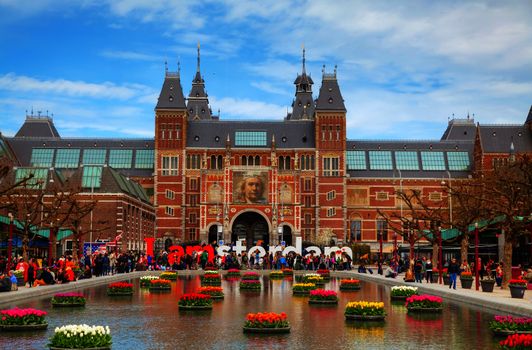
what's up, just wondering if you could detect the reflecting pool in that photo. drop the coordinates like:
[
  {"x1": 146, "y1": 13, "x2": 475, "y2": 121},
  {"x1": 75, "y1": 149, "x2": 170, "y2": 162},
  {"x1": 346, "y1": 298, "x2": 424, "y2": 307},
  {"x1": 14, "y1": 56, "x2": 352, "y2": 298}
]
[{"x1": 0, "y1": 275, "x2": 501, "y2": 349}]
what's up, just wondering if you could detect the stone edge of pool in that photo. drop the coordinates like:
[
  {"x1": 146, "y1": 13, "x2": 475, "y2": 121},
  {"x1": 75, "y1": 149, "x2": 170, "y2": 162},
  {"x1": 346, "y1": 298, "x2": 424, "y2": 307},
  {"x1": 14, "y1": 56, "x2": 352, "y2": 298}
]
[{"x1": 1, "y1": 270, "x2": 530, "y2": 317}]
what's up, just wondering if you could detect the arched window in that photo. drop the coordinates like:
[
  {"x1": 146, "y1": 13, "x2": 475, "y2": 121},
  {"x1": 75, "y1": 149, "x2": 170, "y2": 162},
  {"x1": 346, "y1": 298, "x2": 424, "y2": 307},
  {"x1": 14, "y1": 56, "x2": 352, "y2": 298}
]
[
  {"x1": 285, "y1": 156, "x2": 291, "y2": 170},
  {"x1": 210, "y1": 155, "x2": 216, "y2": 169},
  {"x1": 242, "y1": 156, "x2": 247, "y2": 166},
  {"x1": 217, "y1": 155, "x2": 223, "y2": 169},
  {"x1": 255, "y1": 155, "x2": 260, "y2": 165},
  {"x1": 300, "y1": 155, "x2": 306, "y2": 170},
  {"x1": 278, "y1": 156, "x2": 284, "y2": 170},
  {"x1": 349, "y1": 215, "x2": 362, "y2": 242},
  {"x1": 248, "y1": 155, "x2": 253, "y2": 165}
]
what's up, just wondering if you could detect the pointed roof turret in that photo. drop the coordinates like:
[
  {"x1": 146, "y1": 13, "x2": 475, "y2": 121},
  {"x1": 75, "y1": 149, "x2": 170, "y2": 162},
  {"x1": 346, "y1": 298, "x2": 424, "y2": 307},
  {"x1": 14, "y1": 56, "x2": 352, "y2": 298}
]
[
  {"x1": 526, "y1": 104, "x2": 532, "y2": 125},
  {"x1": 15, "y1": 112, "x2": 60, "y2": 138},
  {"x1": 287, "y1": 46, "x2": 315, "y2": 120},
  {"x1": 155, "y1": 61, "x2": 186, "y2": 110},
  {"x1": 315, "y1": 65, "x2": 346, "y2": 111},
  {"x1": 187, "y1": 43, "x2": 212, "y2": 120}
]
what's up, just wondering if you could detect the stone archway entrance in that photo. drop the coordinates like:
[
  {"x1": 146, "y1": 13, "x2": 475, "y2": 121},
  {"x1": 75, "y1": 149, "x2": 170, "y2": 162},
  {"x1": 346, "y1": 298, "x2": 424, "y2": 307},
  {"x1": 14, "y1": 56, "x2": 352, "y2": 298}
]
[
  {"x1": 279, "y1": 225, "x2": 293, "y2": 246},
  {"x1": 208, "y1": 224, "x2": 222, "y2": 244},
  {"x1": 231, "y1": 211, "x2": 270, "y2": 248}
]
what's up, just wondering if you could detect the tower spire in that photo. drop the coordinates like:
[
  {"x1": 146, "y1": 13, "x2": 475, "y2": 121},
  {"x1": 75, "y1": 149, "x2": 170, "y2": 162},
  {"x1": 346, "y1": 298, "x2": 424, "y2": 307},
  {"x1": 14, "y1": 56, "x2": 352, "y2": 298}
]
[
  {"x1": 197, "y1": 41, "x2": 201, "y2": 73},
  {"x1": 177, "y1": 60, "x2": 181, "y2": 78},
  {"x1": 302, "y1": 44, "x2": 306, "y2": 75}
]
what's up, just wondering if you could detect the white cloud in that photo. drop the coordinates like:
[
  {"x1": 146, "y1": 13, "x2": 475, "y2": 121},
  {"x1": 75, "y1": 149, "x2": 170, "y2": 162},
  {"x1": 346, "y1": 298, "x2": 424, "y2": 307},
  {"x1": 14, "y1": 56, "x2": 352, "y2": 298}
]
[
  {"x1": 100, "y1": 50, "x2": 161, "y2": 61},
  {"x1": 250, "y1": 81, "x2": 289, "y2": 96},
  {"x1": 210, "y1": 96, "x2": 286, "y2": 120},
  {"x1": 0, "y1": 73, "x2": 157, "y2": 101}
]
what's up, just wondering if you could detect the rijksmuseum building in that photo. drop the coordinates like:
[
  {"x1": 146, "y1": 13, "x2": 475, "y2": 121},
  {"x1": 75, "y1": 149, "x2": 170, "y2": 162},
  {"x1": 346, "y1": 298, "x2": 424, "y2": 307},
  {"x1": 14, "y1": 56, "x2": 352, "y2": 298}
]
[{"x1": 1, "y1": 48, "x2": 531, "y2": 254}]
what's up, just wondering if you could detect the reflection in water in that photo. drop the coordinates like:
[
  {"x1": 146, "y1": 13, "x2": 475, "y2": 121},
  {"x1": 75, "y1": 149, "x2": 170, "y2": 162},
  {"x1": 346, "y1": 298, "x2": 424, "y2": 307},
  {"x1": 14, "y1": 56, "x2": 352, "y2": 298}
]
[{"x1": 0, "y1": 275, "x2": 500, "y2": 349}]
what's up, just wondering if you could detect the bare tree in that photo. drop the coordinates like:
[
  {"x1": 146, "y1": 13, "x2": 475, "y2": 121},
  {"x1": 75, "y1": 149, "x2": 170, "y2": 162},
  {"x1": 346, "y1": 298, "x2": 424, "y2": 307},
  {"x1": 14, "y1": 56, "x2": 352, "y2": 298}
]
[{"x1": 481, "y1": 155, "x2": 532, "y2": 288}]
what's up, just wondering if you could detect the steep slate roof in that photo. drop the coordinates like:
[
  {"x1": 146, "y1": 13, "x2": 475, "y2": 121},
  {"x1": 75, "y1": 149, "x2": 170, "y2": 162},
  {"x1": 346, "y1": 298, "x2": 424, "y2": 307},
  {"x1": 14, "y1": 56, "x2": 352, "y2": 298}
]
[
  {"x1": 526, "y1": 105, "x2": 532, "y2": 125},
  {"x1": 440, "y1": 117, "x2": 476, "y2": 141},
  {"x1": 15, "y1": 116, "x2": 60, "y2": 138},
  {"x1": 186, "y1": 45, "x2": 212, "y2": 120},
  {"x1": 69, "y1": 166, "x2": 151, "y2": 203},
  {"x1": 345, "y1": 139, "x2": 473, "y2": 179},
  {"x1": 186, "y1": 120, "x2": 315, "y2": 149},
  {"x1": 478, "y1": 125, "x2": 532, "y2": 153},
  {"x1": 287, "y1": 49, "x2": 315, "y2": 121},
  {"x1": 5, "y1": 137, "x2": 154, "y2": 177},
  {"x1": 155, "y1": 69, "x2": 186, "y2": 110},
  {"x1": 315, "y1": 67, "x2": 346, "y2": 111}
]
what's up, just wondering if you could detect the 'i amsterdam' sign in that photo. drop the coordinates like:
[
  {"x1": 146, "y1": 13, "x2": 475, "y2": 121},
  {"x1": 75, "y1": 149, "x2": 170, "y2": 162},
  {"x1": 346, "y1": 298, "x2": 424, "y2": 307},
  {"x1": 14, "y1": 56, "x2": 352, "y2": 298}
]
[{"x1": 167, "y1": 237, "x2": 352, "y2": 265}]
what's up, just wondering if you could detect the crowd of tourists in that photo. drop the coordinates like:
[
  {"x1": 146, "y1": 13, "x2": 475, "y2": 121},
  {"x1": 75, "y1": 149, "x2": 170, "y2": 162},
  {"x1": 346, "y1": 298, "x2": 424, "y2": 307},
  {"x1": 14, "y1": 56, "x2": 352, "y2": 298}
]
[{"x1": 2, "y1": 246, "x2": 531, "y2": 293}]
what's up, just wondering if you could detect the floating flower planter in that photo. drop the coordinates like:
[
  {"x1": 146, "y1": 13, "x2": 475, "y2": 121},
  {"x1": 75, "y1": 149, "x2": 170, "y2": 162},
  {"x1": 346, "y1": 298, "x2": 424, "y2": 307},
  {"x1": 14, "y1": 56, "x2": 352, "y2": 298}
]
[
  {"x1": 241, "y1": 272, "x2": 260, "y2": 281},
  {"x1": 226, "y1": 269, "x2": 241, "y2": 277},
  {"x1": 405, "y1": 295, "x2": 443, "y2": 313},
  {"x1": 178, "y1": 293, "x2": 213, "y2": 310},
  {"x1": 390, "y1": 286, "x2": 418, "y2": 300},
  {"x1": 240, "y1": 280, "x2": 261, "y2": 290},
  {"x1": 107, "y1": 282, "x2": 133, "y2": 296},
  {"x1": 292, "y1": 283, "x2": 317, "y2": 295},
  {"x1": 140, "y1": 276, "x2": 160, "y2": 287},
  {"x1": 270, "y1": 271, "x2": 284, "y2": 279},
  {"x1": 302, "y1": 274, "x2": 325, "y2": 285},
  {"x1": 282, "y1": 268, "x2": 293, "y2": 276},
  {"x1": 316, "y1": 269, "x2": 331, "y2": 279},
  {"x1": 243, "y1": 312, "x2": 290, "y2": 334},
  {"x1": 51, "y1": 293, "x2": 87, "y2": 307},
  {"x1": 345, "y1": 301, "x2": 386, "y2": 321},
  {"x1": 308, "y1": 289, "x2": 338, "y2": 305},
  {"x1": 0, "y1": 308, "x2": 48, "y2": 331},
  {"x1": 197, "y1": 286, "x2": 224, "y2": 300},
  {"x1": 201, "y1": 272, "x2": 222, "y2": 286},
  {"x1": 48, "y1": 324, "x2": 112, "y2": 350},
  {"x1": 339, "y1": 279, "x2": 361, "y2": 291},
  {"x1": 160, "y1": 272, "x2": 178, "y2": 281},
  {"x1": 489, "y1": 315, "x2": 532, "y2": 336},
  {"x1": 499, "y1": 333, "x2": 532, "y2": 349},
  {"x1": 149, "y1": 279, "x2": 172, "y2": 291}
]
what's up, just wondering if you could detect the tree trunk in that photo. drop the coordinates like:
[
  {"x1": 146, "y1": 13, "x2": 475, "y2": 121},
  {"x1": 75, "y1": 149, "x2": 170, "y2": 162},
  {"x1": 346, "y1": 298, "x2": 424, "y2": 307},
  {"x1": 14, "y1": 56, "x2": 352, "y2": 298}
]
[
  {"x1": 72, "y1": 238, "x2": 79, "y2": 265},
  {"x1": 432, "y1": 244, "x2": 439, "y2": 268},
  {"x1": 460, "y1": 233, "x2": 469, "y2": 264},
  {"x1": 22, "y1": 232, "x2": 29, "y2": 262},
  {"x1": 502, "y1": 236, "x2": 513, "y2": 290}
]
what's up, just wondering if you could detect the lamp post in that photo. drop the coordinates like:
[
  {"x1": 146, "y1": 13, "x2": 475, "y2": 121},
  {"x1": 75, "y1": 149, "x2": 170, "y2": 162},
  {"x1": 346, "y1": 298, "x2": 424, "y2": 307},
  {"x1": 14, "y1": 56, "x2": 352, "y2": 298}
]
[
  {"x1": 438, "y1": 226, "x2": 443, "y2": 285},
  {"x1": 441, "y1": 171, "x2": 453, "y2": 227},
  {"x1": 379, "y1": 231, "x2": 383, "y2": 266},
  {"x1": 409, "y1": 224, "x2": 414, "y2": 260},
  {"x1": 48, "y1": 222, "x2": 54, "y2": 267},
  {"x1": 393, "y1": 232, "x2": 398, "y2": 265},
  {"x1": 475, "y1": 222, "x2": 479, "y2": 291},
  {"x1": 7, "y1": 212, "x2": 14, "y2": 273}
]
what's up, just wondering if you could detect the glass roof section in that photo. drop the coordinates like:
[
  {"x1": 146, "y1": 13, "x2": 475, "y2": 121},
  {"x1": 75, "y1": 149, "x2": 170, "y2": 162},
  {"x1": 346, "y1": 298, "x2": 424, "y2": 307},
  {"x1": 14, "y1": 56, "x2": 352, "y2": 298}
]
[{"x1": 346, "y1": 150, "x2": 366, "y2": 170}]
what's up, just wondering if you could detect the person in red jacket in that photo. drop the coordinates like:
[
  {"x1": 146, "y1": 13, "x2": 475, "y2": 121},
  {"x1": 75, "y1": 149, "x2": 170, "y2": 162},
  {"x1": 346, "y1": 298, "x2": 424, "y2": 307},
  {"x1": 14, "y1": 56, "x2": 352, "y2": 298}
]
[{"x1": 15, "y1": 258, "x2": 29, "y2": 283}]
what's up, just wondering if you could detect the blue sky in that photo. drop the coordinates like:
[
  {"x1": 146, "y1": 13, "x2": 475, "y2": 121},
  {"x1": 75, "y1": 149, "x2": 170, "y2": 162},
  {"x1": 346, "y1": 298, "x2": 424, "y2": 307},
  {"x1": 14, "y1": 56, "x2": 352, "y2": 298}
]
[{"x1": 0, "y1": 1, "x2": 531, "y2": 140}]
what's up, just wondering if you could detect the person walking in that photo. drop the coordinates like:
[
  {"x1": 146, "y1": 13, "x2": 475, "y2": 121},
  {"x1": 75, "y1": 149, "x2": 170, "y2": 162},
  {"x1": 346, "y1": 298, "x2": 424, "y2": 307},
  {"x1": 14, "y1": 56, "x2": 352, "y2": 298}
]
[
  {"x1": 414, "y1": 260, "x2": 423, "y2": 283},
  {"x1": 425, "y1": 260, "x2": 433, "y2": 283},
  {"x1": 448, "y1": 258, "x2": 460, "y2": 290}
]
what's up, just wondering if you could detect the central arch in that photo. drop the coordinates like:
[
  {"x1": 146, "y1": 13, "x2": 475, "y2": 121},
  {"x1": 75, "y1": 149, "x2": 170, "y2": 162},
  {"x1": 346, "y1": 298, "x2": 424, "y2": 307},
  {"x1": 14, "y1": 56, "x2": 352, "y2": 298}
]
[{"x1": 230, "y1": 210, "x2": 270, "y2": 248}]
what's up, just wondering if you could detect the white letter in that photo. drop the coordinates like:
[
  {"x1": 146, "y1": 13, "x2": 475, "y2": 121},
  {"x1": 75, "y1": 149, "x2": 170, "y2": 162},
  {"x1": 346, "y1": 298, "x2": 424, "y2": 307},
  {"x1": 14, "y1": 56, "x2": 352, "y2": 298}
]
[
  {"x1": 282, "y1": 237, "x2": 302, "y2": 256},
  {"x1": 305, "y1": 246, "x2": 321, "y2": 257},
  {"x1": 248, "y1": 246, "x2": 266, "y2": 258},
  {"x1": 234, "y1": 239, "x2": 246, "y2": 256},
  {"x1": 217, "y1": 245, "x2": 230, "y2": 257}
]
